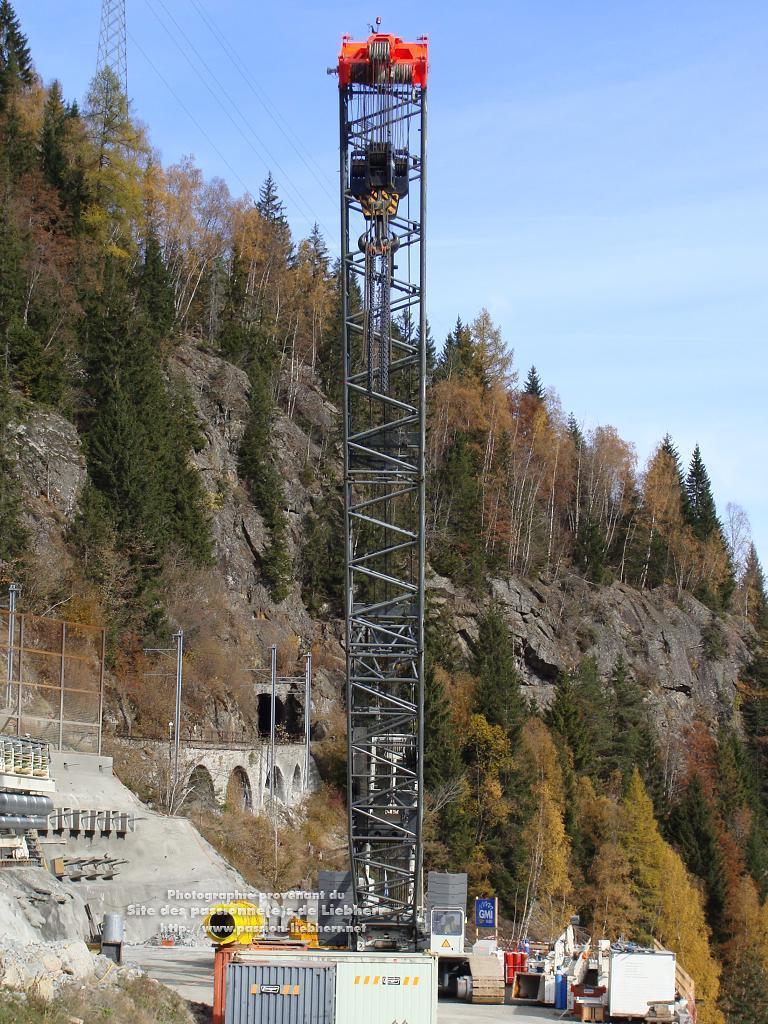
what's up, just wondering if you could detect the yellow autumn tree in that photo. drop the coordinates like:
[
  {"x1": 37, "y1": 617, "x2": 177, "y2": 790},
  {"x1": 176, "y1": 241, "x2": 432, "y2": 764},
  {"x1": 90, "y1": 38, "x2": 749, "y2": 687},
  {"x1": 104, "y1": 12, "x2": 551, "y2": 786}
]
[
  {"x1": 576, "y1": 778, "x2": 640, "y2": 938},
  {"x1": 515, "y1": 720, "x2": 575, "y2": 940},
  {"x1": 621, "y1": 770, "x2": 723, "y2": 1024}
]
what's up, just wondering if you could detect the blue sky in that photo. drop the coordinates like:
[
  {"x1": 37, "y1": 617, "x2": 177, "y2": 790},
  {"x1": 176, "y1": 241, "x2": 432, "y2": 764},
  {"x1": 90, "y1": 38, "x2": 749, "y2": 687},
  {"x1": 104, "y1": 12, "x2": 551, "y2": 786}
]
[{"x1": 16, "y1": 1, "x2": 768, "y2": 564}]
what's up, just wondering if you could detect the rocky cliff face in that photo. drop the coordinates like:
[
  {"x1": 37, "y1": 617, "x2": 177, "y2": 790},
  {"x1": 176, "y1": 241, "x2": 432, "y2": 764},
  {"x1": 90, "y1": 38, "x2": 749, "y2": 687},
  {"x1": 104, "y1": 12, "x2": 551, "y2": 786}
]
[
  {"x1": 10, "y1": 342, "x2": 754, "y2": 743},
  {"x1": 433, "y1": 570, "x2": 751, "y2": 728}
]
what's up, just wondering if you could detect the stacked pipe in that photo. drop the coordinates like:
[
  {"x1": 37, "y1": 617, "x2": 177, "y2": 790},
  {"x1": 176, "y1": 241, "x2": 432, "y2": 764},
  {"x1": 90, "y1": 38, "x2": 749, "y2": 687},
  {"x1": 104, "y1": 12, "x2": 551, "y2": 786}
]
[
  {"x1": 0, "y1": 735, "x2": 53, "y2": 843},
  {"x1": 0, "y1": 792, "x2": 53, "y2": 831}
]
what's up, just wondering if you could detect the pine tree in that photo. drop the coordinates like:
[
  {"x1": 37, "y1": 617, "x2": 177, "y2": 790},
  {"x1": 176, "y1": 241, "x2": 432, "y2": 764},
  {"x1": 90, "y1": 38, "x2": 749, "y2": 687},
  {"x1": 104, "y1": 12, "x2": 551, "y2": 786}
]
[
  {"x1": 421, "y1": 318, "x2": 437, "y2": 383},
  {"x1": 0, "y1": 0, "x2": 34, "y2": 109},
  {"x1": 472, "y1": 605, "x2": 525, "y2": 744},
  {"x1": 668, "y1": 774, "x2": 728, "y2": 941},
  {"x1": 0, "y1": 196, "x2": 24, "y2": 334},
  {"x1": 217, "y1": 245, "x2": 292, "y2": 601},
  {"x1": 523, "y1": 365, "x2": 545, "y2": 399},
  {"x1": 685, "y1": 444, "x2": 720, "y2": 541},
  {"x1": 39, "y1": 84, "x2": 87, "y2": 226}
]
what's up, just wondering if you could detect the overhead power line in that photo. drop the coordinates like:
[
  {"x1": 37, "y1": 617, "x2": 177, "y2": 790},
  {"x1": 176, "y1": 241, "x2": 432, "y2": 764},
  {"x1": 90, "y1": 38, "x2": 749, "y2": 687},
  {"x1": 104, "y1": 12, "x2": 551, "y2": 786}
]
[
  {"x1": 188, "y1": 0, "x2": 337, "y2": 199},
  {"x1": 142, "y1": 0, "x2": 330, "y2": 236},
  {"x1": 128, "y1": 30, "x2": 257, "y2": 201}
]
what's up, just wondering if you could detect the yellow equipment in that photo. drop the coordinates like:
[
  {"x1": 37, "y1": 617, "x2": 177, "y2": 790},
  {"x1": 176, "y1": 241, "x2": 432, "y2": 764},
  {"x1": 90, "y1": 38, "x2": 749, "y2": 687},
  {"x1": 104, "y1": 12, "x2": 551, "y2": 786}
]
[
  {"x1": 288, "y1": 915, "x2": 319, "y2": 947},
  {"x1": 203, "y1": 901, "x2": 265, "y2": 946}
]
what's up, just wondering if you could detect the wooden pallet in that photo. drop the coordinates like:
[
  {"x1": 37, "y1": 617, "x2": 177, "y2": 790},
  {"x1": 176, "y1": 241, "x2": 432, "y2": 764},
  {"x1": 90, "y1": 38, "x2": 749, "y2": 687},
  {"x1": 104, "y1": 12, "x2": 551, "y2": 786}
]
[{"x1": 469, "y1": 954, "x2": 505, "y2": 1004}]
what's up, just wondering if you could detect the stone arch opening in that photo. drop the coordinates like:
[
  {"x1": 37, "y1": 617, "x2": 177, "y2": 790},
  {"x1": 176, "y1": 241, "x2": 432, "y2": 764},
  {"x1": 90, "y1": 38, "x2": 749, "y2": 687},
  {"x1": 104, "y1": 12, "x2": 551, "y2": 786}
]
[
  {"x1": 292, "y1": 763, "x2": 303, "y2": 796},
  {"x1": 285, "y1": 694, "x2": 303, "y2": 736},
  {"x1": 226, "y1": 766, "x2": 253, "y2": 812},
  {"x1": 257, "y1": 693, "x2": 285, "y2": 737},
  {"x1": 266, "y1": 765, "x2": 287, "y2": 803},
  {"x1": 183, "y1": 765, "x2": 216, "y2": 811}
]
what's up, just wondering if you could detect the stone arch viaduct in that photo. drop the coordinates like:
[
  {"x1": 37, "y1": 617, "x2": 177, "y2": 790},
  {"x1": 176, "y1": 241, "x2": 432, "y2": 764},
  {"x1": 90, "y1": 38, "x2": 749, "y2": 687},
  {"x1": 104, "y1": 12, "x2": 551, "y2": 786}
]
[{"x1": 126, "y1": 739, "x2": 317, "y2": 812}]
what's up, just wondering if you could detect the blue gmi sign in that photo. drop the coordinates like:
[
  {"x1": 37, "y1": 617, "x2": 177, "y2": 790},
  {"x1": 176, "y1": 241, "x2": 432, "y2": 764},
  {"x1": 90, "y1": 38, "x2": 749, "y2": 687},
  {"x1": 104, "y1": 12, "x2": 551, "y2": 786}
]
[{"x1": 474, "y1": 897, "x2": 497, "y2": 929}]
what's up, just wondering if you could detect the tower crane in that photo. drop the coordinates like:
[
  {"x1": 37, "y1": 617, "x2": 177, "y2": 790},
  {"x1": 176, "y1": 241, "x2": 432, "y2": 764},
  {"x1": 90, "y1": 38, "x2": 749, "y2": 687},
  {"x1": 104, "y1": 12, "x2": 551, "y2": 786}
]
[{"x1": 336, "y1": 29, "x2": 429, "y2": 951}]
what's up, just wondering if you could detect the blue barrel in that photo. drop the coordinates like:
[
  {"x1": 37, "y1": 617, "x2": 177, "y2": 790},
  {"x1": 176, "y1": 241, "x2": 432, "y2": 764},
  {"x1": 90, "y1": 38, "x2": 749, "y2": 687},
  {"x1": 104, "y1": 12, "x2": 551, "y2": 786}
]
[{"x1": 555, "y1": 971, "x2": 568, "y2": 1010}]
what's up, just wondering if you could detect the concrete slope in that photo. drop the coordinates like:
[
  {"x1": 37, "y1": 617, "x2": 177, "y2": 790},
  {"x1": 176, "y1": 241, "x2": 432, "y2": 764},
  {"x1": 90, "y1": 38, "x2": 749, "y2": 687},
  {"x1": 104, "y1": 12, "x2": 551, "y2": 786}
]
[{"x1": 40, "y1": 752, "x2": 251, "y2": 943}]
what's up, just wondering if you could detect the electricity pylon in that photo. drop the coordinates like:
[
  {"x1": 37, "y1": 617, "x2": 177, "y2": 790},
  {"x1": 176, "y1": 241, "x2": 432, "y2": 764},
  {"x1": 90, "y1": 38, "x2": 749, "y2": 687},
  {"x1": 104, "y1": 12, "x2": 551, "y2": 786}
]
[{"x1": 96, "y1": 0, "x2": 127, "y2": 93}]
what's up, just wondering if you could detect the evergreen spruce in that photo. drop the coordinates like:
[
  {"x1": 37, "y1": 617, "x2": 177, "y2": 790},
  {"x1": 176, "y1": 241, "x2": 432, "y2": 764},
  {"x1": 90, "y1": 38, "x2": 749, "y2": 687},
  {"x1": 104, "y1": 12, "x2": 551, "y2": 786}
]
[
  {"x1": 567, "y1": 413, "x2": 584, "y2": 450},
  {"x1": 660, "y1": 433, "x2": 692, "y2": 520},
  {"x1": 523, "y1": 364, "x2": 545, "y2": 399},
  {"x1": 423, "y1": 660, "x2": 462, "y2": 791},
  {"x1": 547, "y1": 658, "x2": 620, "y2": 783},
  {"x1": 742, "y1": 543, "x2": 768, "y2": 630},
  {"x1": 5, "y1": 319, "x2": 64, "y2": 405},
  {"x1": 719, "y1": 948, "x2": 768, "y2": 1024},
  {"x1": 257, "y1": 171, "x2": 287, "y2": 224},
  {"x1": 742, "y1": 645, "x2": 768, "y2": 813},
  {"x1": 435, "y1": 317, "x2": 477, "y2": 382},
  {"x1": 40, "y1": 80, "x2": 68, "y2": 189},
  {"x1": 0, "y1": 0, "x2": 33, "y2": 108},
  {"x1": 431, "y1": 434, "x2": 485, "y2": 585},
  {"x1": 238, "y1": 372, "x2": 291, "y2": 602},
  {"x1": 668, "y1": 774, "x2": 728, "y2": 940},
  {"x1": 217, "y1": 244, "x2": 292, "y2": 602},
  {"x1": 472, "y1": 605, "x2": 525, "y2": 744},
  {"x1": 425, "y1": 600, "x2": 461, "y2": 672},
  {"x1": 138, "y1": 226, "x2": 175, "y2": 341},
  {"x1": 82, "y1": 261, "x2": 212, "y2": 580},
  {"x1": 607, "y1": 656, "x2": 658, "y2": 788},
  {"x1": 306, "y1": 222, "x2": 328, "y2": 267},
  {"x1": 685, "y1": 444, "x2": 720, "y2": 541},
  {"x1": 574, "y1": 511, "x2": 607, "y2": 583},
  {"x1": 300, "y1": 498, "x2": 344, "y2": 616}
]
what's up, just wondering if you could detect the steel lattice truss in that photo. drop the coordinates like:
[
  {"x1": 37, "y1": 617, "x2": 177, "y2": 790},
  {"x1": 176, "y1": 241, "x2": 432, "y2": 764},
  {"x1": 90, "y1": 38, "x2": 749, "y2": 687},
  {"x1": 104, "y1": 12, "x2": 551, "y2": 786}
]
[
  {"x1": 339, "y1": 76, "x2": 427, "y2": 948},
  {"x1": 97, "y1": 0, "x2": 127, "y2": 94}
]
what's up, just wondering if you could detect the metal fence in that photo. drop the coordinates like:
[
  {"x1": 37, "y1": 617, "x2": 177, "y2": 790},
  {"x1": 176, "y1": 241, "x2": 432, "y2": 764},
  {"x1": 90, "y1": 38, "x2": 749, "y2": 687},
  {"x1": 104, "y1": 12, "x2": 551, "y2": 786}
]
[{"x1": 0, "y1": 608, "x2": 106, "y2": 753}]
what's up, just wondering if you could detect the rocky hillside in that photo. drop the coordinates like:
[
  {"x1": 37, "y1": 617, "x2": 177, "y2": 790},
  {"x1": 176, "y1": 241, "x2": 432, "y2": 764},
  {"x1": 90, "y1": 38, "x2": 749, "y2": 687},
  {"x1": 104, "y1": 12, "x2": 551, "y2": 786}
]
[{"x1": 11, "y1": 338, "x2": 754, "y2": 743}]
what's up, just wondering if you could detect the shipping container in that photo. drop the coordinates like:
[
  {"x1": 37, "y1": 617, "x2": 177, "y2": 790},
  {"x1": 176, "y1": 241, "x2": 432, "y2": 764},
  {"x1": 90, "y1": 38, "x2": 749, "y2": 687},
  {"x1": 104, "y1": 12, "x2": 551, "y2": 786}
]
[
  {"x1": 608, "y1": 949, "x2": 675, "y2": 1018},
  {"x1": 222, "y1": 948, "x2": 438, "y2": 1024},
  {"x1": 225, "y1": 960, "x2": 335, "y2": 1024}
]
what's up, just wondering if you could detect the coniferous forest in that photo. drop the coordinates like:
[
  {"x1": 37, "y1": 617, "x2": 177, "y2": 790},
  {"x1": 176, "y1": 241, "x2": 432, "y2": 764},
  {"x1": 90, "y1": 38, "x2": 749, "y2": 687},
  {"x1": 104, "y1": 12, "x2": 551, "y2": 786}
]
[{"x1": 2, "y1": 6, "x2": 768, "y2": 1020}]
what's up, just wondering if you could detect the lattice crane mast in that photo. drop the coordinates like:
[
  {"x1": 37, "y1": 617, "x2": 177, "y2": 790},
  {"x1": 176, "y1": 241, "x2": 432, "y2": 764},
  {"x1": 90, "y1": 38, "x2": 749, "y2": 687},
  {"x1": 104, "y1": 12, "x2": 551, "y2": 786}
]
[{"x1": 336, "y1": 30, "x2": 429, "y2": 950}]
